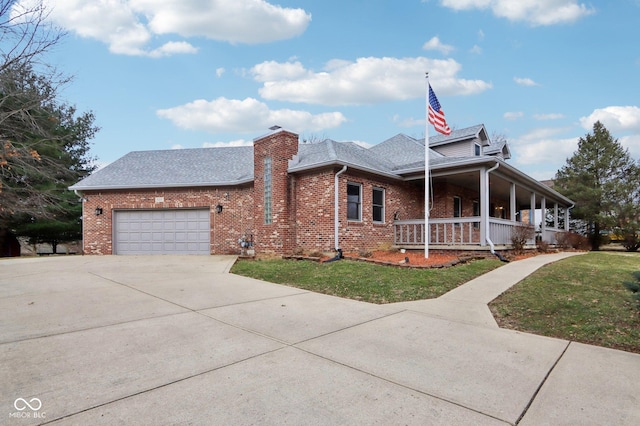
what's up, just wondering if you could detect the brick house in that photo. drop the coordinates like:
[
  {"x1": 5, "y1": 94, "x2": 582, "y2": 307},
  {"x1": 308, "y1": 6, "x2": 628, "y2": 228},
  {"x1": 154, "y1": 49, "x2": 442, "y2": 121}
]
[{"x1": 70, "y1": 124, "x2": 574, "y2": 256}]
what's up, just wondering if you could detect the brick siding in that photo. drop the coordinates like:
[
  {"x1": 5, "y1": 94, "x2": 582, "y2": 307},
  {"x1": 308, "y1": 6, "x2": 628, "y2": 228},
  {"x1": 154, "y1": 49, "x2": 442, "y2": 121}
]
[{"x1": 81, "y1": 186, "x2": 253, "y2": 255}]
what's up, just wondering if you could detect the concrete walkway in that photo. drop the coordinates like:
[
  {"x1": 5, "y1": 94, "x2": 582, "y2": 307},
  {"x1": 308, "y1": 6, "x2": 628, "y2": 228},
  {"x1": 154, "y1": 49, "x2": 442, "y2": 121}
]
[
  {"x1": 392, "y1": 252, "x2": 584, "y2": 327},
  {"x1": 1, "y1": 253, "x2": 638, "y2": 425}
]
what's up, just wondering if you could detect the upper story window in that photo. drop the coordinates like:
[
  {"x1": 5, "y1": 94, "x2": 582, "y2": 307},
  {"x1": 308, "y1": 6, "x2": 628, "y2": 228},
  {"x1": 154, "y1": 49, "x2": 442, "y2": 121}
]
[
  {"x1": 474, "y1": 144, "x2": 481, "y2": 156},
  {"x1": 372, "y1": 187, "x2": 385, "y2": 223},
  {"x1": 264, "y1": 157, "x2": 272, "y2": 224},
  {"x1": 347, "y1": 182, "x2": 362, "y2": 221}
]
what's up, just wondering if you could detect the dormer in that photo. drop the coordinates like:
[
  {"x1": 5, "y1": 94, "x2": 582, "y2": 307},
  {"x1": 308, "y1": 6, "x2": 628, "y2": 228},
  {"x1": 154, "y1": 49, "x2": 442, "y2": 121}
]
[{"x1": 429, "y1": 124, "x2": 491, "y2": 158}]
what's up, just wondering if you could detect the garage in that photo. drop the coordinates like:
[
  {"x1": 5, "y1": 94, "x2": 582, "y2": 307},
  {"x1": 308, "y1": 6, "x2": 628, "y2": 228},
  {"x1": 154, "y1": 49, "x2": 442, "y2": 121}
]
[{"x1": 113, "y1": 209, "x2": 211, "y2": 255}]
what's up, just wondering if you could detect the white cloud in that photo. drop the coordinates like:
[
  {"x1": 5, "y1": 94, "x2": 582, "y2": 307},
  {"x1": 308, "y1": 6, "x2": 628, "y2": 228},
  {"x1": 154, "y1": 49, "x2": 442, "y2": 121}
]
[
  {"x1": 469, "y1": 45, "x2": 483, "y2": 54},
  {"x1": 514, "y1": 77, "x2": 540, "y2": 87},
  {"x1": 156, "y1": 97, "x2": 347, "y2": 133},
  {"x1": 533, "y1": 113, "x2": 564, "y2": 120},
  {"x1": 28, "y1": 0, "x2": 311, "y2": 56},
  {"x1": 148, "y1": 41, "x2": 199, "y2": 58},
  {"x1": 202, "y1": 139, "x2": 252, "y2": 148},
  {"x1": 251, "y1": 57, "x2": 492, "y2": 106},
  {"x1": 422, "y1": 36, "x2": 455, "y2": 55},
  {"x1": 250, "y1": 61, "x2": 311, "y2": 82},
  {"x1": 619, "y1": 134, "x2": 640, "y2": 160},
  {"x1": 135, "y1": 0, "x2": 311, "y2": 43},
  {"x1": 216, "y1": 68, "x2": 225, "y2": 77},
  {"x1": 514, "y1": 137, "x2": 578, "y2": 166},
  {"x1": 440, "y1": 0, "x2": 595, "y2": 26},
  {"x1": 509, "y1": 126, "x2": 579, "y2": 177},
  {"x1": 579, "y1": 106, "x2": 640, "y2": 133},
  {"x1": 393, "y1": 114, "x2": 425, "y2": 128},
  {"x1": 504, "y1": 111, "x2": 524, "y2": 120}
]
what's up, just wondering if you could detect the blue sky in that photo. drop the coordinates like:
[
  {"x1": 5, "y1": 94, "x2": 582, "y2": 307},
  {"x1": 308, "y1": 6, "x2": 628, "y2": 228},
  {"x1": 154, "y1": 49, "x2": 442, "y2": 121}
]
[{"x1": 18, "y1": 0, "x2": 640, "y2": 180}]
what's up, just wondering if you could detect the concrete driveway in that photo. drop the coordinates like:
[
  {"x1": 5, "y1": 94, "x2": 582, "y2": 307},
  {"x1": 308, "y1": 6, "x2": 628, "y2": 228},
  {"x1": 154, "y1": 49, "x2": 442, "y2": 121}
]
[{"x1": 1, "y1": 255, "x2": 638, "y2": 425}]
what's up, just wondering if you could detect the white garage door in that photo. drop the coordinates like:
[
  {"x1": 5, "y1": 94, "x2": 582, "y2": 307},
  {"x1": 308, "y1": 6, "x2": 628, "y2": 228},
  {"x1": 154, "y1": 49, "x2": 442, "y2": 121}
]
[{"x1": 114, "y1": 209, "x2": 210, "y2": 255}]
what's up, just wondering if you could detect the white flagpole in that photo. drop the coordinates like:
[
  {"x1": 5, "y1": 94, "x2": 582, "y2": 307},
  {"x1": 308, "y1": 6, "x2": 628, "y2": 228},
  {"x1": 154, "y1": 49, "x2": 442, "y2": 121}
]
[{"x1": 424, "y1": 72, "x2": 430, "y2": 259}]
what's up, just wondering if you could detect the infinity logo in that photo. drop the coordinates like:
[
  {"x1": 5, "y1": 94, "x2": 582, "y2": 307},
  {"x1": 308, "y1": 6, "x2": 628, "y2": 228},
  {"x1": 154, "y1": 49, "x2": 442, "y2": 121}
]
[{"x1": 14, "y1": 398, "x2": 42, "y2": 411}]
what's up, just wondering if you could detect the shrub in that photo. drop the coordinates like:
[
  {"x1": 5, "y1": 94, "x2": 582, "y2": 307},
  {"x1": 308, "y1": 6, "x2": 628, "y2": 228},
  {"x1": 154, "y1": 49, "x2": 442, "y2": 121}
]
[
  {"x1": 536, "y1": 240, "x2": 551, "y2": 253},
  {"x1": 511, "y1": 224, "x2": 535, "y2": 254},
  {"x1": 556, "y1": 231, "x2": 590, "y2": 250},
  {"x1": 620, "y1": 226, "x2": 640, "y2": 252},
  {"x1": 623, "y1": 271, "x2": 640, "y2": 308}
]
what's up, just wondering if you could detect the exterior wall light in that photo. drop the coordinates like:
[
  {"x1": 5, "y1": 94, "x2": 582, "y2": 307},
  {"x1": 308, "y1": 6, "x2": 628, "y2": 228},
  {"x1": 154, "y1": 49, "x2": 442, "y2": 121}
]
[
  {"x1": 95, "y1": 207, "x2": 103, "y2": 216},
  {"x1": 215, "y1": 204, "x2": 223, "y2": 214}
]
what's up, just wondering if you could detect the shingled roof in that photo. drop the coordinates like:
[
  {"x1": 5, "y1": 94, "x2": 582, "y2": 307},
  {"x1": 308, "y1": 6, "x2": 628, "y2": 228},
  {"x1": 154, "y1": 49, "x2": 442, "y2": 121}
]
[
  {"x1": 70, "y1": 124, "x2": 509, "y2": 191},
  {"x1": 70, "y1": 147, "x2": 254, "y2": 190}
]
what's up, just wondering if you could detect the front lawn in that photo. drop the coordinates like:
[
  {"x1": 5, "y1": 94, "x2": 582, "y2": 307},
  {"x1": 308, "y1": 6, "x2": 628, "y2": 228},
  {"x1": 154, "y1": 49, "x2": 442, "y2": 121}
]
[
  {"x1": 231, "y1": 257, "x2": 503, "y2": 304},
  {"x1": 490, "y1": 252, "x2": 640, "y2": 354}
]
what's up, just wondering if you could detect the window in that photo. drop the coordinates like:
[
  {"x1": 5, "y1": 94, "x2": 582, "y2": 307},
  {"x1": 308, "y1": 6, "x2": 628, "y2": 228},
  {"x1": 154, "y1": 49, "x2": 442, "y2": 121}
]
[
  {"x1": 372, "y1": 187, "x2": 385, "y2": 223},
  {"x1": 453, "y1": 196, "x2": 461, "y2": 218},
  {"x1": 347, "y1": 183, "x2": 362, "y2": 221},
  {"x1": 474, "y1": 144, "x2": 481, "y2": 156},
  {"x1": 264, "y1": 157, "x2": 272, "y2": 224}
]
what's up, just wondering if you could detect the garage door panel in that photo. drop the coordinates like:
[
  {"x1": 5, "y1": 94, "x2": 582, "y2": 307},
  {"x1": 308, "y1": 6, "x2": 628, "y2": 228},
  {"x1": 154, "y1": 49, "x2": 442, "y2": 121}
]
[{"x1": 114, "y1": 209, "x2": 210, "y2": 255}]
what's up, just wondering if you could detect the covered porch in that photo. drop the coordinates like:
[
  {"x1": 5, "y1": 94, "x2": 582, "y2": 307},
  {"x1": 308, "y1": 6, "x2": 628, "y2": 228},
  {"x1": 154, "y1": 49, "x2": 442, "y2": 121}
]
[{"x1": 393, "y1": 160, "x2": 573, "y2": 250}]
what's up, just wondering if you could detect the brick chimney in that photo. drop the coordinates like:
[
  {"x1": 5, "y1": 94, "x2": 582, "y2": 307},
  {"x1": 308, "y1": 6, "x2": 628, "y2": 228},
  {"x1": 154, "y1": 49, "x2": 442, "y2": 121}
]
[{"x1": 253, "y1": 127, "x2": 299, "y2": 255}]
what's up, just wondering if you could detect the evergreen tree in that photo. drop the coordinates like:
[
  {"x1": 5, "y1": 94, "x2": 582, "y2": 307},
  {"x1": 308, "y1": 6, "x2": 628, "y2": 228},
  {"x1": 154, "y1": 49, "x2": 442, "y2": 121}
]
[
  {"x1": 555, "y1": 121, "x2": 640, "y2": 250},
  {"x1": 0, "y1": 1, "x2": 98, "y2": 253}
]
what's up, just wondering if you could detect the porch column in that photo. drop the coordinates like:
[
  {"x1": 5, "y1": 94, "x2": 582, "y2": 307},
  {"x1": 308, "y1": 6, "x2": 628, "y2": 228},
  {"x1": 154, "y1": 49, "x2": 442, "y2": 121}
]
[
  {"x1": 510, "y1": 182, "x2": 516, "y2": 221},
  {"x1": 554, "y1": 203, "x2": 559, "y2": 229},
  {"x1": 565, "y1": 207, "x2": 571, "y2": 231},
  {"x1": 529, "y1": 192, "x2": 536, "y2": 226},
  {"x1": 541, "y1": 197, "x2": 547, "y2": 241},
  {"x1": 480, "y1": 168, "x2": 487, "y2": 246}
]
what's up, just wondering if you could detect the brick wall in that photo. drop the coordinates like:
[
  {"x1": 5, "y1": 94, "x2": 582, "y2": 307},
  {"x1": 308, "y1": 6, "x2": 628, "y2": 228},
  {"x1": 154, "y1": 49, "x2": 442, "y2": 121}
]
[
  {"x1": 253, "y1": 129, "x2": 299, "y2": 255},
  {"x1": 292, "y1": 168, "x2": 424, "y2": 254},
  {"x1": 81, "y1": 185, "x2": 253, "y2": 255}
]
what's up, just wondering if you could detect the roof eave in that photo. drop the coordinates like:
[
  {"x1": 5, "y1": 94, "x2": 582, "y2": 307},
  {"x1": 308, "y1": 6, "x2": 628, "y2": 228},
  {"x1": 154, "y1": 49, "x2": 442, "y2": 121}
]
[
  {"x1": 396, "y1": 157, "x2": 574, "y2": 205},
  {"x1": 69, "y1": 177, "x2": 254, "y2": 192},
  {"x1": 288, "y1": 160, "x2": 402, "y2": 180}
]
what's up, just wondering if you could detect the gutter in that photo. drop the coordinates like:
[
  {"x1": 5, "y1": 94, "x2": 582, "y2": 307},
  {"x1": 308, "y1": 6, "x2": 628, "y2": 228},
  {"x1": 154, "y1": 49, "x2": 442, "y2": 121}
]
[{"x1": 334, "y1": 165, "x2": 347, "y2": 250}]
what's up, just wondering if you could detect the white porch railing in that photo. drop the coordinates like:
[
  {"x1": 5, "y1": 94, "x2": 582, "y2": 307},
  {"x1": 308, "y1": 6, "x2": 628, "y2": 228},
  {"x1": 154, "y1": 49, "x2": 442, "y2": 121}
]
[
  {"x1": 541, "y1": 227, "x2": 563, "y2": 244},
  {"x1": 394, "y1": 218, "x2": 482, "y2": 246},
  {"x1": 394, "y1": 218, "x2": 540, "y2": 247}
]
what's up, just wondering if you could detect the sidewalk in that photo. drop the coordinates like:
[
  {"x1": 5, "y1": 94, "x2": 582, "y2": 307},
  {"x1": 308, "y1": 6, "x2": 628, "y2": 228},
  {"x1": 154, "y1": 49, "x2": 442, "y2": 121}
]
[{"x1": 391, "y1": 251, "x2": 584, "y2": 327}]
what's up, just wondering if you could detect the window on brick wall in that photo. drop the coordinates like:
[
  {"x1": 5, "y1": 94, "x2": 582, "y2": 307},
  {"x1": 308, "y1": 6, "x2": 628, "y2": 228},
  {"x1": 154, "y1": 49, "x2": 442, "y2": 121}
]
[
  {"x1": 347, "y1": 182, "x2": 362, "y2": 221},
  {"x1": 264, "y1": 157, "x2": 272, "y2": 224},
  {"x1": 372, "y1": 187, "x2": 384, "y2": 223},
  {"x1": 453, "y1": 196, "x2": 461, "y2": 218}
]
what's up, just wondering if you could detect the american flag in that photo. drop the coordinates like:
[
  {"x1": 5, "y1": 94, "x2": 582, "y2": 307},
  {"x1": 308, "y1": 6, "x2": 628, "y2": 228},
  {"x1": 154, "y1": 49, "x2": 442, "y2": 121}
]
[{"x1": 428, "y1": 84, "x2": 451, "y2": 135}]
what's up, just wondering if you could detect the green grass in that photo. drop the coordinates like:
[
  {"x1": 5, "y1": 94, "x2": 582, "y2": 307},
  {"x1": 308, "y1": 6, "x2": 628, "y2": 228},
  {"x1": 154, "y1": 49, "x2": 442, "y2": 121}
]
[
  {"x1": 231, "y1": 258, "x2": 503, "y2": 304},
  {"x1": 490, "y1": 252, "x2": 640, "y2": 354}
]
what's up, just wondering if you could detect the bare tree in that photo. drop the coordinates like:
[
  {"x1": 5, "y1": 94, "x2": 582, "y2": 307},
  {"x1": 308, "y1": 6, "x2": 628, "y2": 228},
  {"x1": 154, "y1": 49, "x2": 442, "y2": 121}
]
[
  {"x1": 0, "y1": 0, "x2": 65, "y2": 74},
  {"x1": 0, "y1": 1, "x2": 97, "y2": 251}
]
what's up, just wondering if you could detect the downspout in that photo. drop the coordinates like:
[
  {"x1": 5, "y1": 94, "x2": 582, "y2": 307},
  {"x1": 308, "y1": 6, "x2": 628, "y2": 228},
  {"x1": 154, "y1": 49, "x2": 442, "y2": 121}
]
[
  {"x1": 334, "y1": 166, "x2": 347, "y2": 251},
  {"x1": 485, "y1": 162, "x2": 506, "y2": 261},
  {"x1": 74, "y1": 190, "x2": 85, "y2": 255}
]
